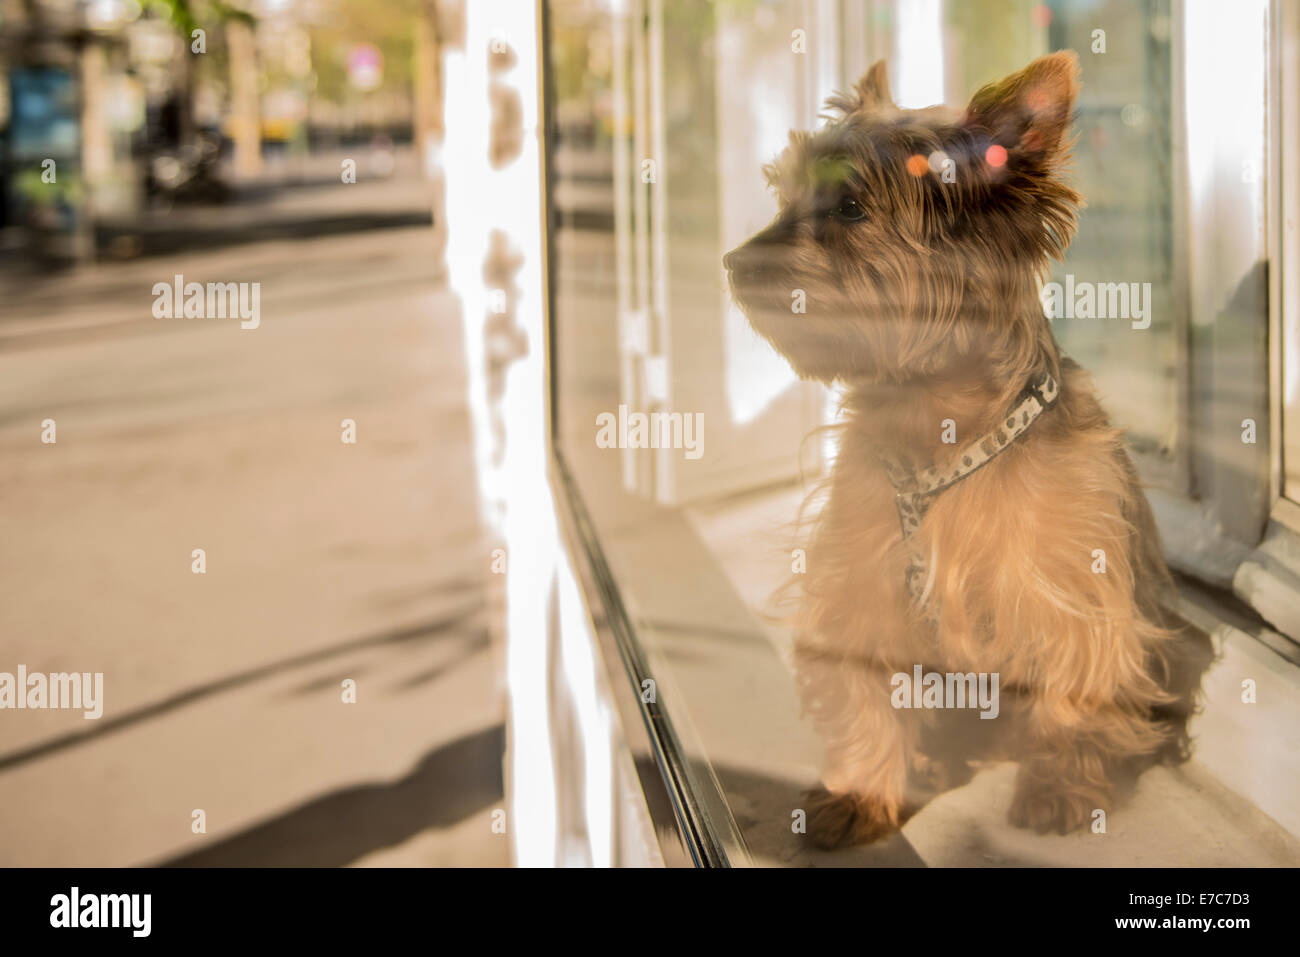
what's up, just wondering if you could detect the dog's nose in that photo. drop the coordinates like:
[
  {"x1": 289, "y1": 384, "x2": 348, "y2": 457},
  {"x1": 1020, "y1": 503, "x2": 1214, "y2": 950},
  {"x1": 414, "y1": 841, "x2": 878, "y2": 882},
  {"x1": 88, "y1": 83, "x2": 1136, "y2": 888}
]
[
  {"x1": 726, "y1": 218, "x2": 794, "y2": 279},
  {"x1": 724, "y1": 243, "x2": 763, "y2": 279}
]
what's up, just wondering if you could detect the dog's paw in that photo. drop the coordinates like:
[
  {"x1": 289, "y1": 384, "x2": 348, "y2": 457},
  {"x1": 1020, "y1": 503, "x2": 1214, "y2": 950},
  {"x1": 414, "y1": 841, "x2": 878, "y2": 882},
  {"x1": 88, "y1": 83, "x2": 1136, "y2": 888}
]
[
  {"x1": 909, "y1": 752, "x2": 973, "y2": 795},
  {"x1": 803, "y1": 786, "x2": 899, "y2": 849},
  {"x1": 1006, "y1": 773, "x2": 1100, "y2": 835},
  {"x1": 909, "y1": 752, "x2": 947, "y2": 791}
]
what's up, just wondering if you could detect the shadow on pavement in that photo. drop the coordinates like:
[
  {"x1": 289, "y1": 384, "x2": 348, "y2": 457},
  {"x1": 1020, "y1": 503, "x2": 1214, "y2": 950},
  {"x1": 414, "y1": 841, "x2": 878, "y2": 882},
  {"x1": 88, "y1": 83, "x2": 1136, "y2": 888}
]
[
  {"x1": 0, "y1": 599, "x2": 485, "y2": 773},
  {"x1": 159, "y1": 724, "x2": 506, "y2": 867}
]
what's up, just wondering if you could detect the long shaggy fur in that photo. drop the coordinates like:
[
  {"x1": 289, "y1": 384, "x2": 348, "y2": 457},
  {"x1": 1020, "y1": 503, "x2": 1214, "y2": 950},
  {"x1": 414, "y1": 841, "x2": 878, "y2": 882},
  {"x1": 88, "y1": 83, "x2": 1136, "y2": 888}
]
[{"x1": 724, "y1": 52, "x2": 1206, "y2": 848}]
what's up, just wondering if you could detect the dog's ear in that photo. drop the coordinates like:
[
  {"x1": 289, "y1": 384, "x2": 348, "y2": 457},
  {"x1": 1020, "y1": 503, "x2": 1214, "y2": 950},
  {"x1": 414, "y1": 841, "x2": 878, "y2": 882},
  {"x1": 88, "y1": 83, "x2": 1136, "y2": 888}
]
[
  {"x1": 827, "y1": 60, "x2": 895, "y2": 115},
  {"x1": 855, "y1": 60, "x2": 895, "y2": 110},
  {"x1": 963, "y1": 51, "x2": 1079, "y2": 163}
]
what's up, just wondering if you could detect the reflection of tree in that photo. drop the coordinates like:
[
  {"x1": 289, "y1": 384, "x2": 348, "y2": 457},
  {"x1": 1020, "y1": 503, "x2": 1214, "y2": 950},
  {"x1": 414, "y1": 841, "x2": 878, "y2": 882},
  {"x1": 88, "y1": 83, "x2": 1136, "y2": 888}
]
[
  {"x1": 146, "y1": 0, "x2": 254, "y2": 37},
  {"x1": 144, "y1": 0, "x2": 256, "y2": 147},
  {"x1": 142, "y1": 0, "x2": 445, "y2": 175},
  {"x1": 308, "y1": 0, "x2": 421, "y2": 105}
]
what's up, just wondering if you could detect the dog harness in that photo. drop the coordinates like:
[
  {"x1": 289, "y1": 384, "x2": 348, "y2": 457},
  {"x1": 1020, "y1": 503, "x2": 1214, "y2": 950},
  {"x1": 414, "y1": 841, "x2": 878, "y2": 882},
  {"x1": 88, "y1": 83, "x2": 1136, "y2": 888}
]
[{"x1": 876, "y1": 371, "x2": 1060, "y2": 615}]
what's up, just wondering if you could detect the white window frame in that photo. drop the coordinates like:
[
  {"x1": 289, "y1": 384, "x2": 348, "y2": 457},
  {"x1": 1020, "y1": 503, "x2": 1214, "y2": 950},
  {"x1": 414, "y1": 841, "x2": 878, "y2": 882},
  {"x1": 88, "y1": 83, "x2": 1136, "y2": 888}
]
[{"x1": 1229, "y1": 0, "x2": 1300, "y2": 643}]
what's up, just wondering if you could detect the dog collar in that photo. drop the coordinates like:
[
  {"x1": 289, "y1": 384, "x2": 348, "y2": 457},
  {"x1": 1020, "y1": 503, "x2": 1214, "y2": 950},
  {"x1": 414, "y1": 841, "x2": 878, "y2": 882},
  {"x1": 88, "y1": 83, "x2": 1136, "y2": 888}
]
[{"x1": 877, "y1": 371, "x2": 1060, "y2": 610}]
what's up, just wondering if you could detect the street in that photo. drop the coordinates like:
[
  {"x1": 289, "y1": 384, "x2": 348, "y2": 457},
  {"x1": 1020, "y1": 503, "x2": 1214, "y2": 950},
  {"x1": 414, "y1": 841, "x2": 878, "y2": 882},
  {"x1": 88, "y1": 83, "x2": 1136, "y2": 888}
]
[{"x1": 0, "y1": 178, "x2": 507, "y2": 866}]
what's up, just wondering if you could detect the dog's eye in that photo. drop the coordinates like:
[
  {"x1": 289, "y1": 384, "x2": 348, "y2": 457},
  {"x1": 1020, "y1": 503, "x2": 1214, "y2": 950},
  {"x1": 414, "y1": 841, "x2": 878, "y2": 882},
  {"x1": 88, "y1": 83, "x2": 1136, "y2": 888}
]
[{"x1": 833, "y1": 197, "x2": 866, "y2": 223}]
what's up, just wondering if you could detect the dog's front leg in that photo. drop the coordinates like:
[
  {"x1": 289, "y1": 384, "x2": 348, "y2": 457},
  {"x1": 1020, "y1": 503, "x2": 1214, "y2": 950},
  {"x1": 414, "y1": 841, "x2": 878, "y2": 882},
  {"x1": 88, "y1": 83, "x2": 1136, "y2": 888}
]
[
  {"x1": 1008, "y1": 634, "x2": 1173, "y2": 834},
  {"x1": 796, "y1": 637, "x2": 915, "y2": 848}
]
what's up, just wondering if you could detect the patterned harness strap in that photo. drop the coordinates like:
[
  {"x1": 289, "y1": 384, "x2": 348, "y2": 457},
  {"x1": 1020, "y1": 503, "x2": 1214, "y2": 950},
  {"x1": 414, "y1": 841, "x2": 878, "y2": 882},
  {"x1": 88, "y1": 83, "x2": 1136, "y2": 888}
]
[{"x1": 877, "y1": 372, "x2": 1061, "y2": 615}]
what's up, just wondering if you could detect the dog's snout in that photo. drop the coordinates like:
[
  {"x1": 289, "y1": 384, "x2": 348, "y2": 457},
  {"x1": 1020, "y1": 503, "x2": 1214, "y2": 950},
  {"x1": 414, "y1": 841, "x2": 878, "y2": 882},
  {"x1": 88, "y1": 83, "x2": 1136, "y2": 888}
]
[
  {"x1": 726, "y1": 217, "x2": 798, "y2": 281},
  {"x1": 723, "y1": 245, "x2": 751, "y2": 276},
  {"x1": 724, "y1": 241, "x2": 771, "y2": 280}
]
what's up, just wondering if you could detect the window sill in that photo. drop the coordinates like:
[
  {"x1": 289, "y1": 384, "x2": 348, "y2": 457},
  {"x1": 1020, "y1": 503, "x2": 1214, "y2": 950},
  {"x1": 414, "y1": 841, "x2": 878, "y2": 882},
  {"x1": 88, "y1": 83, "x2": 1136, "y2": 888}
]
[{"x1": 1231, "y1": 500, "x2": 1300, "y2": 645}]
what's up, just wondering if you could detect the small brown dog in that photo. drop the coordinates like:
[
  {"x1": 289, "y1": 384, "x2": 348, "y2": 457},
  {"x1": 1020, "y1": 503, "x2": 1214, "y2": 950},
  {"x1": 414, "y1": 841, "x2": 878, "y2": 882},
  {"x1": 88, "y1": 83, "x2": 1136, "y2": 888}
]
[{"x1": 725, "y1": 52, "x2": 1198, "y2": 848}]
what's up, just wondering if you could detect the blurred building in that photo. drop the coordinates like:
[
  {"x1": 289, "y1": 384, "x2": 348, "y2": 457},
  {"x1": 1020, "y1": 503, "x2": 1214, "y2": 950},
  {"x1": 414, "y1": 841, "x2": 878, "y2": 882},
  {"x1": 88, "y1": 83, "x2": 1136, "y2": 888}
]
[{"x1": 0, "y1": 0, "x2": 445, "y2": 266}]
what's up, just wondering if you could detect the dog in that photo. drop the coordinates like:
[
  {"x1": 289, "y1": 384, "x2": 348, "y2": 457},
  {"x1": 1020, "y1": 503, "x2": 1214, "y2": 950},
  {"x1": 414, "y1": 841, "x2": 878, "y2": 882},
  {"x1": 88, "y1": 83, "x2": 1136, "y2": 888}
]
[{"x1": 724, "y1": 52, "x2": 1205, "y2": 848}]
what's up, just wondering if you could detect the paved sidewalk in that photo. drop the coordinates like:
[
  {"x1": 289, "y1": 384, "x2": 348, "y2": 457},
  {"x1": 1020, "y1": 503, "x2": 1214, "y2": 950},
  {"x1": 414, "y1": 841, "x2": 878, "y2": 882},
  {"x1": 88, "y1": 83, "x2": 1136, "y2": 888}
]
[{"x1": 0, "y1": 219, "x2": 507, "y2": 866}]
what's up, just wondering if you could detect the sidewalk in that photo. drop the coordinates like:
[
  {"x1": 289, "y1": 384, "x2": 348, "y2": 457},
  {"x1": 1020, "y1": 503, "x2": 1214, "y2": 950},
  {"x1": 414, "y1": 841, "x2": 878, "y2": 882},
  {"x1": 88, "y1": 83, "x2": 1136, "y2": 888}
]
[{"x1": 0, "y1": 212, "x2": 507, "y2": 866}]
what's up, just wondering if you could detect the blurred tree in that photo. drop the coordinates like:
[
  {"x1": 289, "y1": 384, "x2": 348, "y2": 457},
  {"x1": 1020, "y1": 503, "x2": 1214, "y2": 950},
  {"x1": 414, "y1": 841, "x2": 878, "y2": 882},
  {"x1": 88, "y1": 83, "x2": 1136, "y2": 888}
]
[
  {"x1": 309, "y1": 0, "x2": 419, "y2": 109},
  {"x1": 140, "y1": 0, "x2": 257, "y2": 153}
]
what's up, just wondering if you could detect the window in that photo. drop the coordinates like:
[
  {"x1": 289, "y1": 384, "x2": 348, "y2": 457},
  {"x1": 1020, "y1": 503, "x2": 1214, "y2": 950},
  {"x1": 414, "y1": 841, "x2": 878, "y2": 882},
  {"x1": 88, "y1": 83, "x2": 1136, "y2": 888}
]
[{"x1": 545, "y1": 0, "x2": 1300, "y2": 865}]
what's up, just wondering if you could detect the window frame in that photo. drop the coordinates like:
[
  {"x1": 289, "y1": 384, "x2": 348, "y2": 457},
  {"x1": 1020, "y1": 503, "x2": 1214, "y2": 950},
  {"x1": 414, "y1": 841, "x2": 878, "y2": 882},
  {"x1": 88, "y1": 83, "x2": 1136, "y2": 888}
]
[
  {"x1": 540, "y1": 0, "x2": 744, "y2": 867},
  {"x1": 1227, "y1": 0, "x2": 1300, "y2": 644},
  {"x1": 1270, "y1": 0, "x2": 1300, "y2": 515}
]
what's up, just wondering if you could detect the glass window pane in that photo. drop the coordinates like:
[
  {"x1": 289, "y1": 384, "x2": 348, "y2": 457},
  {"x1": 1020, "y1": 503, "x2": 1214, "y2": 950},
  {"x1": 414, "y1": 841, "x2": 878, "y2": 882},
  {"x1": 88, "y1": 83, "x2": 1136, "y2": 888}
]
[{"x1": 548, "y1": 0, "x2": 1297, "y2": 865}]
